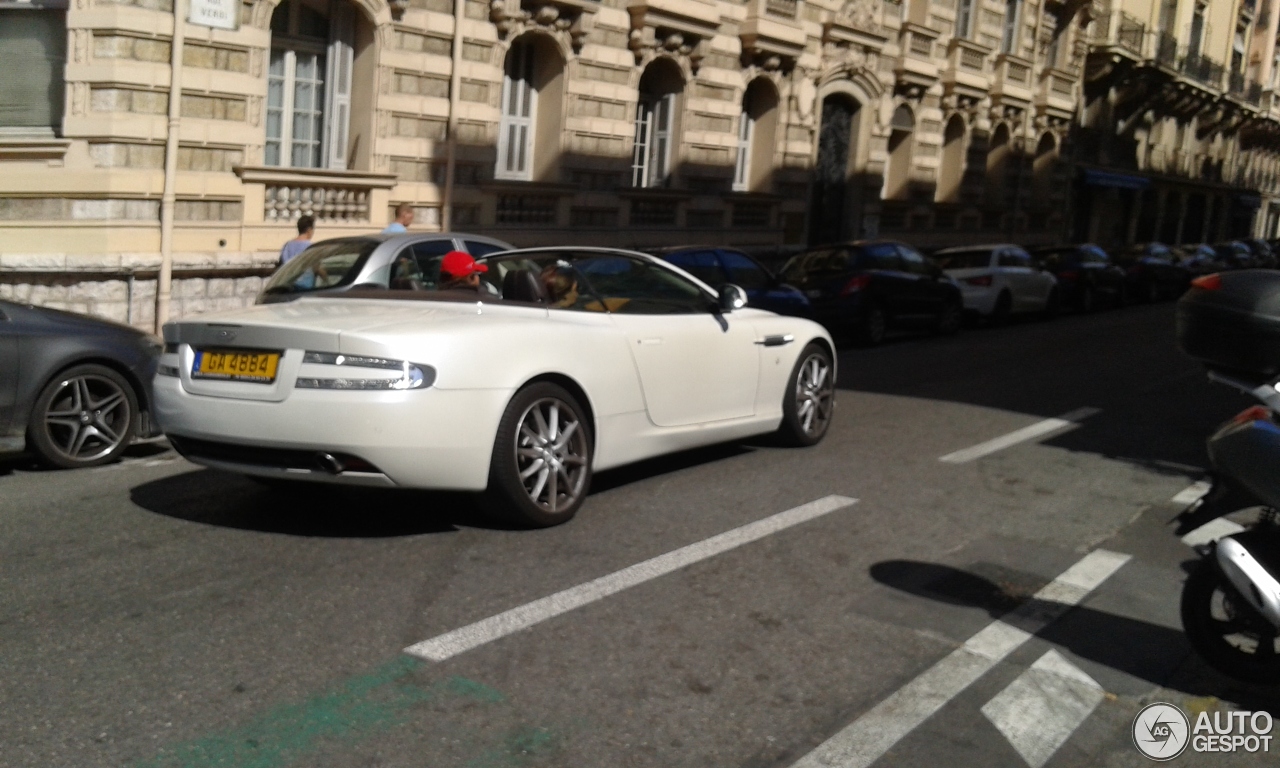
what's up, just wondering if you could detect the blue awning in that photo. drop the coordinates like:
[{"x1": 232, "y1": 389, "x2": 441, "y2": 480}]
[{"x1": 1081, "y1": 169, "x2": 1151, "y2": 189}]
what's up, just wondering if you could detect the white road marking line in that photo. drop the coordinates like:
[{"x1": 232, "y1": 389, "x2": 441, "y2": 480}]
[
  {"x1": 981, "y1": 649, "x2": 1105, "y2": 768},
  {"x1": 1181, "y1": 518, "x2": 1245, "y2": 547},
  {"x1": 939, "y1": 407, "x2": 1101, "y2": 464},
  {"x1": 404, "y1": 494, "x2": 858, "y2": 662},
  {"x1": 788, "y1": 549, "x2": 1130, "y2": 768},
  {"x1": 1172, "y1": 480, "x2": 1212, "y2": 507}
]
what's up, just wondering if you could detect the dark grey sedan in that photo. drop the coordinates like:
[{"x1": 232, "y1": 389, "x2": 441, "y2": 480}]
[{"x1": 0, "y1": 300, "x2": 161, "y2": 468}]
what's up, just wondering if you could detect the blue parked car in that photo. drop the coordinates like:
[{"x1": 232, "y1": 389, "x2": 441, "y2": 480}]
[{"x1": 648, "y1": 246, "x2": 812, "y2": 318}]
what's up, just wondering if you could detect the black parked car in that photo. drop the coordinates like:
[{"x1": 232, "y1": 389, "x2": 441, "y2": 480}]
[
  {"x1": 0, "y1": 300, "x2": 160, "y2": 467},
  {"x1": 1029, "y1": 244, "x2": 1128, "y2": 312},
  {"x1": 1242, "y1": 238, "x2": 1278, "y2": 268},
  {"x1": 1173, "y1": 243, "x2": 1228, "y2": 276},
  {"x1": 780, "y1": 240, "x2": 963, "y2": 344},
  {"x1": 1113, "y1": 242, "x2": 1191, "y2": 301},
  {"x1": 649, "y1": 246, "x2": 812, "y2": 317},
  {"x1": 1213, "y1": 241, "x2": 1256, "y2": 269}
]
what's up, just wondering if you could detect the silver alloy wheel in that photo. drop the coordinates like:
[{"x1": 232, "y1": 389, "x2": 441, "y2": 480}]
[
  {"x1": 43, "y1": 373, "x2": 132, "y2": 462},
  {"x1": 794, "y1": 353, "x2": 835, "y2": 437},
  {"x1": 514, "y1": 397, "x2": 589, "y2": 513}
]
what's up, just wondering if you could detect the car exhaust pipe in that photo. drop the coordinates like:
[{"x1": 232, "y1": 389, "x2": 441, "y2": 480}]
[{"x1": 315, "y1": 452, "x2": 344, "y2": 475}]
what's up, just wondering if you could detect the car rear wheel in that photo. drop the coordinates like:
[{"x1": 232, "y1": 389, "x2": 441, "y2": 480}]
[
  {"x1": 27, "y1": 363, "x2": 138, "y2": 469},
  {"x1": 777, "y1": 344, "x2": 836, "y2": 447},
  {"x1": 935, "y1": 298, "x2": 963, "y2": 335},
  {"x1": 1039, "y1": 287, "x2": 1061, "y2": 320},
  {"x1": 1078, "y1": 286, "x2": 1095, "y2": 313},
  {"x1": 484, "y1": 382, "x2": 592, "y2": 527},
  {"x1": 990, "y1": 291, "x2": 1012, "y2": 325}
]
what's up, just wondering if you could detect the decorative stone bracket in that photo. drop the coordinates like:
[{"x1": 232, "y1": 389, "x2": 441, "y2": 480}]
[
  {"x1": 627, "y1": 0, "x2": 721, "y2": 72},
  {"x1": 490, "y1": 0, "x2": 597, "y2": 53}
]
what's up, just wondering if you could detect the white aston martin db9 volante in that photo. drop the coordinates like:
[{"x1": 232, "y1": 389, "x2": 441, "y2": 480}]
[{"x1": 154, "y1": 247, "x2": 836, "y2": 527}]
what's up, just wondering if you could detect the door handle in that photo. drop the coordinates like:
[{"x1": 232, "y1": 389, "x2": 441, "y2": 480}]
[{"x1": 755, "y1": 334, "x2": 794, "y2": 347}]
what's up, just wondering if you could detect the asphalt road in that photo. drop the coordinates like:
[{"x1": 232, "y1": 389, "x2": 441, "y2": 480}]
[{"x1": 3, "y1": 301, "x2": 1279, "y2": 768}]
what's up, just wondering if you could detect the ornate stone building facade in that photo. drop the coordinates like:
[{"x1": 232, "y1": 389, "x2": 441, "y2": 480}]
[{"x1": 0, "y1": 0, "x2": 1275, "y2": 327}]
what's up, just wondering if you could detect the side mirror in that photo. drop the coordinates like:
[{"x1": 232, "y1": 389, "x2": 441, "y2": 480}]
[{"x1": 717, "y1": 284, "x2": 749, "y2": 312}]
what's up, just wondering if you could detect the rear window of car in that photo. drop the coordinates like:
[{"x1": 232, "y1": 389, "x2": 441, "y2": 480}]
[
  {"x1": 933, "y1": 249, "x2": 994, "y2": 269},
  {"x1": 851, "y1": 242, "x2": 902, "y2": 270},
  {"x1": 782, "y1": 248, "x2": 850, "y2": 281},
  {"x1": 262, "y1": 240, "x2": 380, "y2": 295}
]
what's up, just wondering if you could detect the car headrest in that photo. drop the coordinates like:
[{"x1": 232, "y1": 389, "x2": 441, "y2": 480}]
[{"x1": 502, "y1": 269, "x2": 546, "y2": 303}]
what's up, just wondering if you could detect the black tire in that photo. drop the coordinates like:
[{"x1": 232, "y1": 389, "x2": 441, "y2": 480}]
[
  {"x1": 1040, "y1": 287, "x2": 1061, "y2": 320},
  {"x1": 1181, "y1": 558, "x2": 1280, "y2": 684},
  {"x1": 776, "y1": 343, "x2": 836, "y2": 447},
  {"x1": 1144, "y1": 280, "x2": 1160, "y2": 303},
  {"x1": 483, "y1": 382, "x2": 593, "y2": 528},
  {"x1": 856, "y1": 304, "x2": 887, "y2": 346},
  {"x1": 935, "y1": 297, "x2": 963, "y2": 335},
  {"x1": 27, "y1": 363, "x2": 138, "y2": 469},
  {"x1": 1115, "y1": 283, "x2": 1130, "y2": 308},
  {"x1": 990, "y1": 291, "x2": 1012, "y2": 325}
]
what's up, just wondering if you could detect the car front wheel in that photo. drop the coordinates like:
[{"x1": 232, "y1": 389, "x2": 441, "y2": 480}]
[
  {"x1": 27, "y1": 363, "x2": 139, "y2": 469},
  {"x1": 777, "y1": 343, "x2": 836, "y2": 447},
  {"x1": 484, "y1": 382, "x2": 593, "y2": 527}
]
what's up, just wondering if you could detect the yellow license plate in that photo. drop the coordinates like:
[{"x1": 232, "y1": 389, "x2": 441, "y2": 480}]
[{"x1": 193, "y1": 349, "x2": 281, "y2": 382}]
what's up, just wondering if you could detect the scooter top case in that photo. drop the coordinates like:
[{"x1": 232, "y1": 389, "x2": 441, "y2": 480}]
[
  {"x1": 1177, "y1": 269, "x2": 1280, "y2": 377},
  {"x1": 1207, "y1": 416, "x2": 1280, "y2": 512}
]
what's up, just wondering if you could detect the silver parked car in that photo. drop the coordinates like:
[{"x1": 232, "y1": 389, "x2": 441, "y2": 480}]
[{"x1": 258, "y1": 232, "x2": 514, "y2": 303}]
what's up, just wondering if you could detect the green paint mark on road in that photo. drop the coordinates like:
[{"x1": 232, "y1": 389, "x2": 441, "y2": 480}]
[
  {"x1": 466, "y1": 725, "x2": 561, "y2": 768},
  {"x1": 137, "y1": 656, "x2": 504, "y2": 768}
]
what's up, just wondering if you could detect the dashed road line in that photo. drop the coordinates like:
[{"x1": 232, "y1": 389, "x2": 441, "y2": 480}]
[
  {"x1": 1171, "y1": 481, "x2": 1246, "y2": 546},
  {"x1": 1172, "y1": 480, "x2": 1212, "y2": 507},
  {"x1": 405, "y1": 495, "x2": 857, "y2": 662},
  {"x1": 981, "y1": 649, "x2": 1105, "y2": 768},
  {"x1": 788, "y1": 548, "x2": 1130, "y2": 768},
  {"x1": 939, "y1": 407, "x2": 1101, "y2": 464}
]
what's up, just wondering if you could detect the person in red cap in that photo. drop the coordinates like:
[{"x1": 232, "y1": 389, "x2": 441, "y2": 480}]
[{"x1": 438, "y1": 250, "x2": 489, "y2": 292}]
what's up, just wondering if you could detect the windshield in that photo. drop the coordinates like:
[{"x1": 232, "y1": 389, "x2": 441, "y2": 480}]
[
  {"x1": 781, "y1": 248, "x2": 850, "y2": 282},
  {"x1": 933, "y1": 249, "x2": 994, "y2": 269},
  {"x1": 262, "y1": 240, "x2": 380, "y2": 294}
]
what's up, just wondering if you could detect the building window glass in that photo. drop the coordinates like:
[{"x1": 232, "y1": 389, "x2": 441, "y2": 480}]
[
  {"x1": 1001, "y1": 0, "x2": 1020, "y2": 53},
  {"x1": 632, "y1": 61, "x2": 682, "y2": 188},
  {"x1": 956, "y1": 0, "x2": 975, "y2": 38},
  {"x1": 0, "y1": 9, "x2": 66, "y2": 136},
  {"x1": 1188, "y1": 3, "x2": 1206, "y2": 57},
  {"x1": 496, "y1": 39, "x2": 536, "y2": 181},
  {"x1": 267, "y1": 0, "x2": 353, "y2": 170}
]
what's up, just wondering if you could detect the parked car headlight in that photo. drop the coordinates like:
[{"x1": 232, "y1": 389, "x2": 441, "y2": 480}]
[{"x1": 297, "y1": 351, "x2": 436, "y2": 390}]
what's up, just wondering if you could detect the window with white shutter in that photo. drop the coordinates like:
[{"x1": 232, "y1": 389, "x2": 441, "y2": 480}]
[
  {"x1": 733, "y1": 99, "x2": 754, "y2": 192},
  {"x1": 0, "y1": 8, "x2": 66, "y2": 136},
  {"x1": 496, "y1": 40, "x2": 536, "y2": 181},
  {"x1": 265, "y1": 0, "x2": 353, "y2": 170}
]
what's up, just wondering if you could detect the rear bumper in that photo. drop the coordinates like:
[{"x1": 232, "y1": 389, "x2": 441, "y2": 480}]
[
  {"x1": 153, "y1": 376, "x2": 513, "y2": 491},
  {"x1": 957, "y1": 286, "x2": 999, "y2": 315}
]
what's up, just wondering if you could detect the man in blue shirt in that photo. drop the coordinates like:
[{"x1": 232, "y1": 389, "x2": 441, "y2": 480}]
[
  {"x1": 279, "y1": 215, "x2": 314, "y2": 264},
  {"x1": 382, "y1": 203, "x2": 415, "y2": 234}
]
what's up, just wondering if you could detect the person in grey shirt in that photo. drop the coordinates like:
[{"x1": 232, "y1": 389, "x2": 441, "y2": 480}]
[{"x1": 279, "y1": 215, "x2": 315, "y2": 264}]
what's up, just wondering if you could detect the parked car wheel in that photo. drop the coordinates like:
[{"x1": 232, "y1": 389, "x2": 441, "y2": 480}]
[
  {"x1": 1040, "y1": 287, "x2": 1061, "y2": 320},
  {"x1": 857, "y1": 304, "x2": 887, "y2": 346},
  {"x1": 27, "y1": 363, "x2": 139, "y2": 469},
  {"x1": 484, "y1": 382, "x2": 593, "y2": 528},
  {"x1": 1078, "y1": 286, "x2": 1095, "y2": 313},
  {"x1": 990, "y1": 291, "x2": 1012, "y2": 325},
  {"x1": 776, "y1": 343, "x2": 835, "y2": 447},
  {"x1": 1143, "y1": 280, "x2": 1160, "y2": 303},
  {"x1": 935, "y1": 298, "x2": 963, "y2": 335}
]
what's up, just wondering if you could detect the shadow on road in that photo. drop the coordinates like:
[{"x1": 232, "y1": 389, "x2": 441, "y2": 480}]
[
  {"x1": 869, "y1": 558, "x2": 1280, "y2": 713},
  {"x1": 836, "y1": 302, "x2": 1248, "y2": 472},
  {"x1": 130, "y1": 468, "x2": 513, "y2": 537}
]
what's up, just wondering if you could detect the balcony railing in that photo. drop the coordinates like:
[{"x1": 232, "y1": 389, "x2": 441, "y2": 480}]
[
  {"x1": 1179, "y1": 53, "x2": 1225, "y2": 89},
  {"x1": 765, "y1": 0, "x2": 797, "y2": 19},
  {"x1": 1247, "y1": 80, "x2": 1265, "y2": 105},
  {"x1": 1117, "y1": 12, "x2": 1145, "y2": 54},
  {"x1": 1229, "y1": 70, "x2": 1246, "y2": 96}
]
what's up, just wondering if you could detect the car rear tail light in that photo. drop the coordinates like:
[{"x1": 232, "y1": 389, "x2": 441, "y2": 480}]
[
  {"x1": 1058, "y1": 270, "x2": 1079, "y2": 281},
  {"x1": 1126, "y1": 266, "x2": 1142, "y2": 274},
  {"x1": 963, "y1": 275, "x2": 993, "y2": 287},
  {"x1": 840, "y1": 274, "x2": 872, "y2": 296},
  {"x1": 1191, "y1": 273, "x2": 1223, "y2": 291},
  {"x1": 1231, "y1": 405, "x2": 1274, "y2": 426}
]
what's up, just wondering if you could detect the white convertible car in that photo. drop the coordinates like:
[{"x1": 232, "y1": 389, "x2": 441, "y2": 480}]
[{"x1": 154, "y1": 247, "x2": 836, "y2": 526}]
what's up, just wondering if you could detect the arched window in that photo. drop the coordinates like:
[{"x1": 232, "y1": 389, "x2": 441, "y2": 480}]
[
  {"x1": 733, "y1": 79, "x2": 779, "y2": 193},
  {"x1": 937, "y1": 115, "x2": 966, "y2": 203},
  {"x1": 810, "y1": 93, "x2": 862, "y2": 244},
  {"x1": 632, "y1": 59, "x2": 684, "y2": 188},
  {"x1": 885, "y1": 104, "x2": 914, "y2": 200},
  {"x1": 494, "y1": 35, "x2": 564, "y2": 182},
  {"x1": 1032, "y1": 132, "x2": 1057, "y2": 207},
  {"x1": 985, "y1": 123, "x2": 1011, "y2": 205}
]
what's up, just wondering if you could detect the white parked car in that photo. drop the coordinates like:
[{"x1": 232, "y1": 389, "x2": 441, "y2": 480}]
[
  {"x1": 154, "y1": 247, "x2": 836, "y2": 527},
  {"x1": 931, "y1": 244, "x2": 1060, "y2": 321}
]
